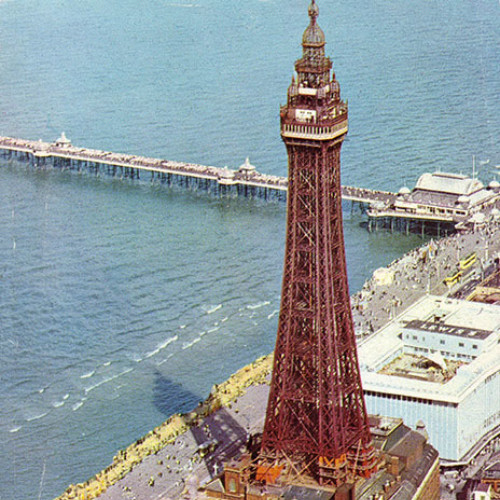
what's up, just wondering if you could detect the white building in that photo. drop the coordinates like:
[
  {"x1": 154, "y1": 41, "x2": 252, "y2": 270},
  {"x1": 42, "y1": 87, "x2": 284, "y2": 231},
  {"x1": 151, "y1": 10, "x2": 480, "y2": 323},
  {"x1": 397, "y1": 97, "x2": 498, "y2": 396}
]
[
  {"x1": 359, "y1": 294, "x2": 500, "y2": 462},
  {"x1": 366, "y1": 171, "x2": 500, "y2": 233}
]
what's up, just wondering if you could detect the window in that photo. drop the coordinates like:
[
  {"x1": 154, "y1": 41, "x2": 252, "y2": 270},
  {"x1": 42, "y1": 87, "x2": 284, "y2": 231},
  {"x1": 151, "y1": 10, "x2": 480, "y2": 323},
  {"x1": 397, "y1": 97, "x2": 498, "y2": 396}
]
[
  {"x1": 459, "y1": 342, "x2": 464, "y2": 347},
  {"x1": 440, "y1": 340, "x2": 445, "y2": 345},
  {"x1": 228, "y1": 478, "x2": 237, "y2": 493},
  {"x1": 472, "y1": 344, "x2": 478, "y2": 350}
]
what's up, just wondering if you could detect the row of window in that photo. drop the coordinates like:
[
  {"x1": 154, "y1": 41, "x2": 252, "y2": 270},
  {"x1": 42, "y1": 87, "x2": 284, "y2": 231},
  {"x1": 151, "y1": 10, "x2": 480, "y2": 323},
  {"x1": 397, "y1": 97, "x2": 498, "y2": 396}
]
[
  {"x1": 282, "y1": 123, "x2": 345, "y2": 136},
  {"x1": 364, "y1": 390, "x2": 456, "y2": 407},
  {"x1": 405, "y1": 333, "x2": 478, "y2": 349}
]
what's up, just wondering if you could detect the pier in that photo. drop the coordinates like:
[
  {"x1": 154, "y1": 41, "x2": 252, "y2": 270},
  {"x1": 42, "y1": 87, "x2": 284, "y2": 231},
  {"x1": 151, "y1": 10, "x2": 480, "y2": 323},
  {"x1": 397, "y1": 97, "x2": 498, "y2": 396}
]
[{"x1": 0, "y1": 135, "x2": 393, "y2": 206}]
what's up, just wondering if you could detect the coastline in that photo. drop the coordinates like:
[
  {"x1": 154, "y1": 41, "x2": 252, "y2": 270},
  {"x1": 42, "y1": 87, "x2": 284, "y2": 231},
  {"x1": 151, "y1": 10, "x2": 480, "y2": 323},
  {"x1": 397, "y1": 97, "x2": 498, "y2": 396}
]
[
  {"x1": 55, "y1": 222, "x2": 500, "y2": 500},
  {"x1": 55, "y1": 356, "x2": 273, "y2": 500}
]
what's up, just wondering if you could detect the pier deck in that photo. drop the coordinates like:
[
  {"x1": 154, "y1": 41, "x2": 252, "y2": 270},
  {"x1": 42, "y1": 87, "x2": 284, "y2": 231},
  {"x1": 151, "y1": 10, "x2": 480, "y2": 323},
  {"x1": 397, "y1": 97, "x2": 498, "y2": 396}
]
[{"x1": 0, "y1": 135, "x2": 394, "y2": 205}]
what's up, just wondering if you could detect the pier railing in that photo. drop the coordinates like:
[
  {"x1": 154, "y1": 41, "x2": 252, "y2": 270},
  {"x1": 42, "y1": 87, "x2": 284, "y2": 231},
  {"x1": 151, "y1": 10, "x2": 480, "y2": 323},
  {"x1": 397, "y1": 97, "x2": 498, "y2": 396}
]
[{"x1": 0, "y1": 135, "x2": 393, "y2": 205}]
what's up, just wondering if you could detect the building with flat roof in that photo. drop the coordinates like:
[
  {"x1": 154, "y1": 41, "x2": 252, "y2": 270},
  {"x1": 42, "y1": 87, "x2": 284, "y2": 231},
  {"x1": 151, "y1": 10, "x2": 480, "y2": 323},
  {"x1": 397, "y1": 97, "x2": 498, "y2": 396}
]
[{"x1": 359, "y1": 294, "x2": 500, "y2": 462}]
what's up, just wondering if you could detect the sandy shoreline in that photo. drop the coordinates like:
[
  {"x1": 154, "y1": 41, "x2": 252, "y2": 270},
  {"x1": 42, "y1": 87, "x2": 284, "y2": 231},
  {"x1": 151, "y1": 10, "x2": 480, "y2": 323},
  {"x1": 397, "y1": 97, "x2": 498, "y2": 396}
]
[{"x1": 54, "y1": 222, "x2": 500, "y2": 500}]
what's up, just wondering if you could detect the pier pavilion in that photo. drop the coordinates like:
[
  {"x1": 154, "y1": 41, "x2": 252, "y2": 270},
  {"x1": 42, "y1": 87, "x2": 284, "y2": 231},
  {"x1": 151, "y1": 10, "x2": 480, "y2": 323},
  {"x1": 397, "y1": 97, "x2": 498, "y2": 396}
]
[{"x1": 367, "y1": 171, "x2": 500, "y2": 236}]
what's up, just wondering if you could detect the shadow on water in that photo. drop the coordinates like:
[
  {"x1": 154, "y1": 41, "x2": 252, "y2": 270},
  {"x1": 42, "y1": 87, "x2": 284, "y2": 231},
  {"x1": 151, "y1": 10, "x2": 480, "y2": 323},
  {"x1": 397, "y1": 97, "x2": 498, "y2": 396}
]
[{"x1": 152, "y1": 369, "x2": 200, "y2": 417}]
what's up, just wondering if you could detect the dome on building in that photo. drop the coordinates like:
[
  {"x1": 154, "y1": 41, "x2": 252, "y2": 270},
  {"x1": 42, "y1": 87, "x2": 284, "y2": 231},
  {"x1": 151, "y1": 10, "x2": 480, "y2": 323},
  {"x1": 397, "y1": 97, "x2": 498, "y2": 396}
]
[
  {"x1": 489, "y1": 180, "x2": 500, "y2": 190},
  {"x1": 302, "y1": 0, "x2": 325, "y2": 45},
  {"x1": 303, "y1": 24, "x2": 325, "y2": 45},
  {"x1": 457, "y1": 195, "x2": 470, "y2": 204},
  {"x1": 238, "y1": 157, "x2": 256, "y2": 173},
  {"x1": 55, "y1": 131, "x2": 71, "y2": 148},
  {"x1": 398, "y1": 186, "x2": 411, "y2": 195}
]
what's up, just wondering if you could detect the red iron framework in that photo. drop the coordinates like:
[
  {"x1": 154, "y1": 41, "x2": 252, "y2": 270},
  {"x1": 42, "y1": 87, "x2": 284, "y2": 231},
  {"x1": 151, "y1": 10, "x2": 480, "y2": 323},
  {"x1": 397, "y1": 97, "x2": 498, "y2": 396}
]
[{"x1": 260, "y1": 0, "x2": 376, "y2": 486}]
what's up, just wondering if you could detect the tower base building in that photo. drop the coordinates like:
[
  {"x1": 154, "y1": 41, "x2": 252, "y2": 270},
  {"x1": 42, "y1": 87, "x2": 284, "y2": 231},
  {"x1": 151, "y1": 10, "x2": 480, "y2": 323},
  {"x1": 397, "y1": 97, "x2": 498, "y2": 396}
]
[{"x1": 203, "y1": 416, "x2": 440, "y2": 500}]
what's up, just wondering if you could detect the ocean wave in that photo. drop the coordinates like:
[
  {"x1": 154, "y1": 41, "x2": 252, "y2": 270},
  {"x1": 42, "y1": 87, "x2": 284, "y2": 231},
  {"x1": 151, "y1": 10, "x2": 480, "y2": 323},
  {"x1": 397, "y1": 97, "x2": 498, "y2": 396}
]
[
  {"x1": 167, "y1": 3, "x2": 198, "y2": 8},
  {"x1": 144, "y1": 335, "x2": 178, "y2": 359},
  {"x1": 207, "y1": 326, "x2": 219, "y2": 334},
  {"x1": 155, "y1": 353, "x2": 174, "y2": 366},
  {"x1": 182, "y1": 337, "x2": 201, "y2": 350},
  {"x1": 267, "y1": 309, "x2": 279, "y2": 319},
  {"x1": 246, "y1": 301, "x2": 270, "y2": 310},
  {"x1": 72, "y1": 399, "x2": 86, "y2": 412},
  {"x1": 26, "y1": 412, "x2": 48, "y2": 422},
  {"x1": 205, "y1": 304, "x2": 222, "y2": 314},
  {"x1": 80, "y1": 370, "x2": 95, "y2": 379},
  {"x1": 9, "y1": 426, "x2": 22, "y2": 433},
  {"x1": 84, "y1": 368, "x2": 134, "y2": 395}
]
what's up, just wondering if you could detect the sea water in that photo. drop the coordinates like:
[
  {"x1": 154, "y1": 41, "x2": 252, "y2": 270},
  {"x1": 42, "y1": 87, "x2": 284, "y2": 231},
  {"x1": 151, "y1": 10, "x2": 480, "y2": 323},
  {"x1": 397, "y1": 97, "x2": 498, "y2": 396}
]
[{"x1": 0, "y1": 0, "x2": 498, "y2": 498}]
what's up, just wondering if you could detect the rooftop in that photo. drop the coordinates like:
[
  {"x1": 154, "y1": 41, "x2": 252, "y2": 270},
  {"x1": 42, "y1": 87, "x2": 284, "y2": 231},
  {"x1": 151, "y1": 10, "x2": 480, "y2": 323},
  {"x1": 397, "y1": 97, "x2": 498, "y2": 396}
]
[
  {"x1": 358, "y1": 294, "x2": 500, "y2": 403},
  {"x1": 404, "y1": 318, "x2": 492, "y2": 340},
  {"x1": 415, "y1": 171, "x2": 484, "y2": 197}
]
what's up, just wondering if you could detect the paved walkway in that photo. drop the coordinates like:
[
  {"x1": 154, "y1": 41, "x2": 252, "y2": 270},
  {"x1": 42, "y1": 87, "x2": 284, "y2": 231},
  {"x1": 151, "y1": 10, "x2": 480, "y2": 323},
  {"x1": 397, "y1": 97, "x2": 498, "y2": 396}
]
[{"x1": 99, "y1": 384, "x2": 270, "y2": 500}]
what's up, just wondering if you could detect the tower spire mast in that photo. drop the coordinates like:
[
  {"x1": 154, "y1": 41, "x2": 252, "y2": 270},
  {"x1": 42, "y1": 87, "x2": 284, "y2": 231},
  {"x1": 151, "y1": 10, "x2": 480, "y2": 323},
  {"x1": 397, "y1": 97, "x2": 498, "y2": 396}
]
[{"x1": 260, "y1": 0, "x2": 376, "y2": 486}]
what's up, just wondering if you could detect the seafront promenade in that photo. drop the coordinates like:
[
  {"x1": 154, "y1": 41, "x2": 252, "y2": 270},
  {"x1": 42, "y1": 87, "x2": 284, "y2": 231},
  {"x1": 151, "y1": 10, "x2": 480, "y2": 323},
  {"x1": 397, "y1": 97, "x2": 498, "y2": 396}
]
[
  {"x1": 0, "y1": 135, "x2": 394, "y2": 206},
  {"x1": 53, "y1": 219, "x2": 500, "y2": 500}
]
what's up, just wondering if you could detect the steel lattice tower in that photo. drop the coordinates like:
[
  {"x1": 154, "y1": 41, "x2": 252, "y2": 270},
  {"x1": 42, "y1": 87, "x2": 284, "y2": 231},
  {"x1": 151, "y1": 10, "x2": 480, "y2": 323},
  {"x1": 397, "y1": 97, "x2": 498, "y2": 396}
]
[{"x1": 260, "y1": 0, "x2": 375, "y2": 486}]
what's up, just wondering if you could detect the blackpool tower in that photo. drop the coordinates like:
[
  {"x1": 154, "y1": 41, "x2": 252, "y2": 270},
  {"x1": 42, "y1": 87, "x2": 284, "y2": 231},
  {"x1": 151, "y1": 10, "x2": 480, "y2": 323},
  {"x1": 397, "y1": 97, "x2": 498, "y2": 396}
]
[{"x1": 259, "y1": 0, "x2": 376, "y2": 486}]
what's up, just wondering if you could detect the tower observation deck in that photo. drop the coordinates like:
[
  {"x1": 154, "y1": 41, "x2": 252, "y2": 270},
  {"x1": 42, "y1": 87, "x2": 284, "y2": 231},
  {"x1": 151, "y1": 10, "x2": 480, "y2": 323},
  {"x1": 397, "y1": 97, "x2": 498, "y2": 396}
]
[{"x1": 260, "y1": 0, "x2": 376, "y2": 487}]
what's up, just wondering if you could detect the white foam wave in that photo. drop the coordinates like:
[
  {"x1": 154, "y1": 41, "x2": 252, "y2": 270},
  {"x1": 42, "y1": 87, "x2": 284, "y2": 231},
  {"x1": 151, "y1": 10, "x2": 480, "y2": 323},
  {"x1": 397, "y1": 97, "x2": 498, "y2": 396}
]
[
  {"x1": 9, "y1": 426, "x2": 22, "y2": 433},
  {"x1": 155, "y1": 353, "x2": 174, "y2": 366},
  {"x1": 80, "y1": 370, "x2": 95, "y2": 379},
  {"x1": 206, "y1": 304, "x2": 222, "y2": 314},
  {"x1": 52, "y1": 400, "x2": 65, "y2": 408},
  {"x1": 207, "y1": 327, "x2": 219, "y2": 334},
  {"x1": 26, "y1": 412, "x2": 48, "y2": 422},
  {"x1": 167, "y1": 3, "x2": 197, "y2": 8},
  {"x1": 84, "y1": 368, "x2": 134, "y2": 395},
  {"x1": 246, "y1": 301, "x2": 270, "y2": 310},
  {"x1": 182, "y1": 337, "x2": 201, "y2": 350},
  {"x1": 145, "y1": 335, "x2": 178, "y2": 359},
  {"x1": 221, "y1": 317, "x2": 228, "y2": 323},
  {"x1": 72, "y1": 399, "x2": 86, "y2": 411},
  {"x1": 103, "y1": 361, "x2": 111, "y2": 367},
  {"x1": 267, "y1": 309, "x2": 279, "y2": 319}
]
